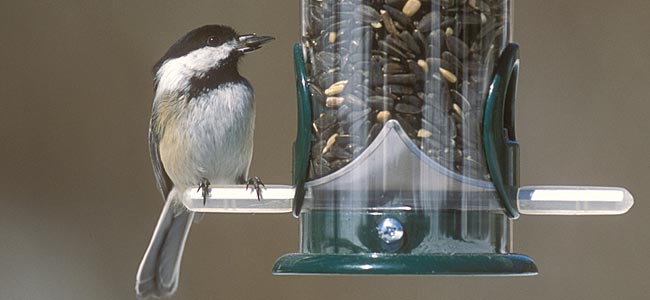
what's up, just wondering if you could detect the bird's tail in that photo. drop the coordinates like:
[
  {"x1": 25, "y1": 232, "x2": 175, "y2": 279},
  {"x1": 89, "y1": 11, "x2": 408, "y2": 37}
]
[{"x1": 136, "y1": 195, "x2": 194, "y2": 299}]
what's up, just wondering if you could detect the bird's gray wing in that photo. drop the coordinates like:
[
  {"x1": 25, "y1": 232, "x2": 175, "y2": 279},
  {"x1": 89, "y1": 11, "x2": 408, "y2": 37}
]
[{"x1": 149, "y1": 113, "x2": 173, "y2": 200}]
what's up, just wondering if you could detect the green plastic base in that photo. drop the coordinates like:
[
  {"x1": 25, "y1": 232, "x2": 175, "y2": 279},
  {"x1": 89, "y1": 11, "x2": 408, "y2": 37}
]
[{"x1": 273, "y1": 253, "x2": 538, "y2": 276}]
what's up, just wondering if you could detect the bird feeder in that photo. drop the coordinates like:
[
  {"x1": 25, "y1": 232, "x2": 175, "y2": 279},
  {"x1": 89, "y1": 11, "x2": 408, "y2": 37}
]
[{"x1": 182, "y1": 0, "x2": 633, "y2": 276}]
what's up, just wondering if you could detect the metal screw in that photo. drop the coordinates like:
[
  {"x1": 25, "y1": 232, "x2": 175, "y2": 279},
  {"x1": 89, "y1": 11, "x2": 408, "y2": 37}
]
[{"x1": 377, "y1": 217, "x2": 404, "y2": 244}]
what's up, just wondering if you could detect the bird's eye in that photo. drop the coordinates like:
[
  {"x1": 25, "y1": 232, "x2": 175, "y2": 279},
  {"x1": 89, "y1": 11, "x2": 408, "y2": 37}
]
[{"x1": 207, "y1": 36, "x2": 220, "y2": 46}]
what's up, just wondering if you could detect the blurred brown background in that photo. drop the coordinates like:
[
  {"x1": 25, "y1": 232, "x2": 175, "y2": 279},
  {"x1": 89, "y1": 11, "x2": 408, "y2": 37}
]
[{"x1": 0, "y1": 0, "x2": 648, "y2": 299}]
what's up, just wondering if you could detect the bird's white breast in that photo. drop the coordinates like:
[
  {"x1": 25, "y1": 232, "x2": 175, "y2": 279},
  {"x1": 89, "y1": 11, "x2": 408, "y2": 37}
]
[{"x1": 157, "y1": 83, "x2": 255, "y2": 188}]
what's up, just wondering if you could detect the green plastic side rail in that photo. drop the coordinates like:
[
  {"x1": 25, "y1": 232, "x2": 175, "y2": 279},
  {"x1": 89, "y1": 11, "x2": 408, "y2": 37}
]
[
  {"x1": 484, "y1": 43, "x2": 521, "y2": 219},
  {"x1": 292, "y1": 43, "x2": 312, "y2": 217}
]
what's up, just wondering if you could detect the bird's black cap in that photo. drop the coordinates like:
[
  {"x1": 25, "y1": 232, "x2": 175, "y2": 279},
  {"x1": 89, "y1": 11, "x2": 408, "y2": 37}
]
[{"x1": 153, "y1": 25, "x2": 238, "y2": 74}]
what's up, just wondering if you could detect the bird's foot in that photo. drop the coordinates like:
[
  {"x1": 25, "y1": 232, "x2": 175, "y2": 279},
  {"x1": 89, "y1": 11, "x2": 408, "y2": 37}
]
[
  {"x1": 245, "y1": 176, "x2": 266, "y2": 201},
  {"x1": 197, "y1": 178, "x2": 211, "y2": 205}
]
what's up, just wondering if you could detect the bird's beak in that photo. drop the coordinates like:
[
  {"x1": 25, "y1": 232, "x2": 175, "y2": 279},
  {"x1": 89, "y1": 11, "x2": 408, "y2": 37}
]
[{"x1": 236, "y1": 34, "x2": 275, "y2": 53}]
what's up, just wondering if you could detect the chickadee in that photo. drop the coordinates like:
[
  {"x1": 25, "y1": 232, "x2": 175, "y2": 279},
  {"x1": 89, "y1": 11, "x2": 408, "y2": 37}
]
[{"x1": 135, "y1": 25, "x2": 273, "y2": 299}]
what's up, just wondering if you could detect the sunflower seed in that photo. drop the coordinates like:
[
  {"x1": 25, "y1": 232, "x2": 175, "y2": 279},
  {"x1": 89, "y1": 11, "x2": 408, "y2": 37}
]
[
  {"x1": 383, "y1": 62, "x2": 408, "y2": 74},
  {"x1": 368, "y1": 96, "x2": 395, "y2": 110},
  {"x1": 402, "y1": 0, "x2": 421, "y2": 17},
  {"x1": 383, "y1": 4, "x2": 414, "y2": 31},
  {"x1": 355, "y1": 5, "x2": 382, "y2": 24},
  {"x1": 385, "y1": 73, "x2": 416, "y2": 85},
  {"x1": 326, "y1": 96, "x2": 344, "y2": 107},
  {"x1": 418, "y1": 128, "x2": 433, "y2": 138},
  {"x1": 439, "y1": 67, "x2": 458, "y2": 84},
  {"x1": 416, "y1": 11, "x2": 439, "y2": 33},
  {"x1": 376, "y1": 110, "x2": 392, "y2": 122},
  {"x1": 380, "y1": 9, "x2": 400, "y2": 36},
  {"x1": 322, "y1": 133, "x2": 339, "y2": 154},
  {"x1": 395, "y1": 103, "x2": 422, "y2": 114},
  {"x1": 324, "y1": 80, "x2": 348, "y2": 95},
  {"x1": 445, "y1": 35, "x2": 470, "y2": 59},
  {"x1": 399, "y1": 31, "x2": 421, "y2": 55}
]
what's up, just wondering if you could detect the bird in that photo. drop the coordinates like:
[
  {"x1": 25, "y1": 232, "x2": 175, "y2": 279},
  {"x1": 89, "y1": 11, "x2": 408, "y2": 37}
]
[{"x1": 135, "y1": 24, "x2": 273, "y2": 299}]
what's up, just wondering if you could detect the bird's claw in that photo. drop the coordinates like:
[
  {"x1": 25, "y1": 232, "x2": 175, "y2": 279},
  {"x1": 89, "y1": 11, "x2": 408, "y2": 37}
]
[
  {"x1": 197, "y1": 179, "x2": 211, "y2": 206},
  {"x1": 245, "y1": 176, "x2": 265, "y2": 201}
]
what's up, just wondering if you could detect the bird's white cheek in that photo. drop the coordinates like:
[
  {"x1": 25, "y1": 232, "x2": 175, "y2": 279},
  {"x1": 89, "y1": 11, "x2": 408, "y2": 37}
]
[
  {"x1": 155, "y1": 42, "x2": 238, "y2": 93},
  {"x1": 185, "y1": 44, "x2": 235, "y2": 73}
]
